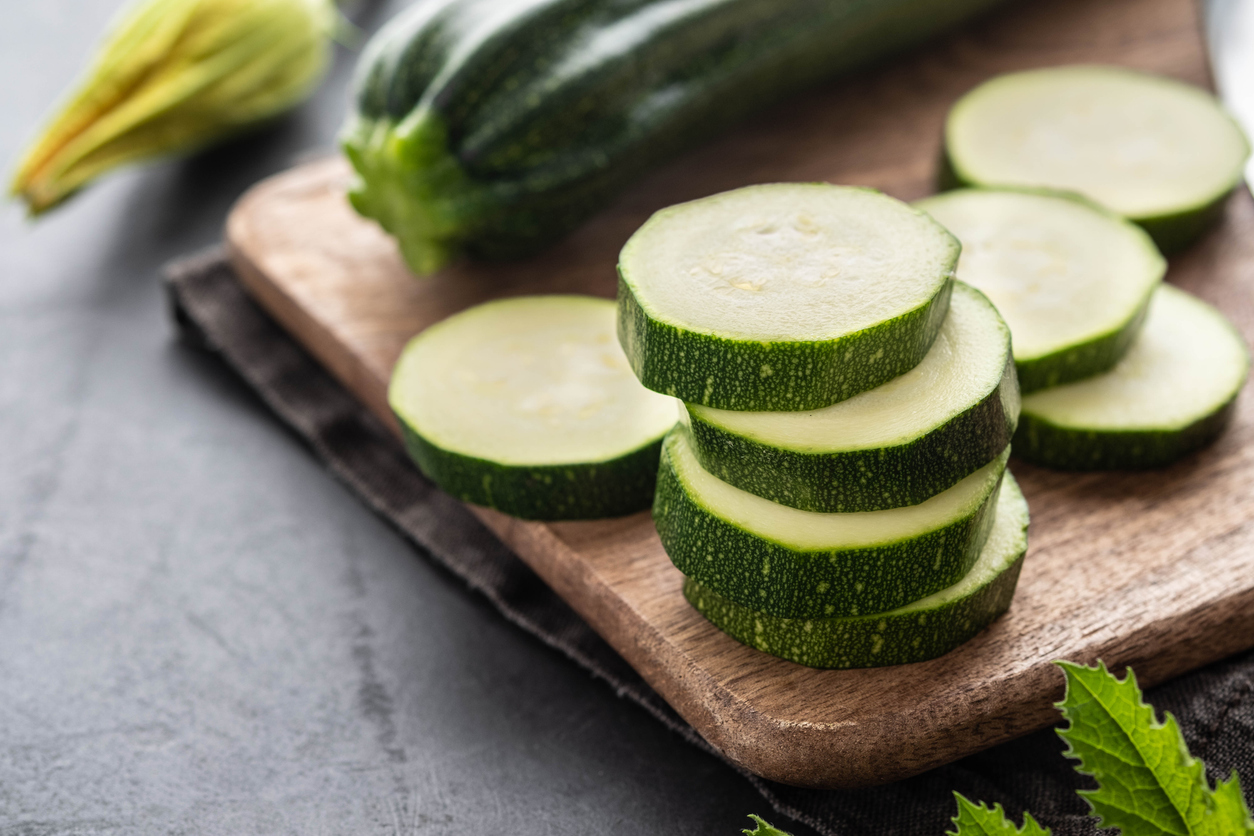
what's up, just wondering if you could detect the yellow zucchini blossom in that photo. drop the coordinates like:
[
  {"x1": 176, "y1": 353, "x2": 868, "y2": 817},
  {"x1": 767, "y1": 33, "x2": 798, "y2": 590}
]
[{"x1": 10, "y1": 0, "x2": 337, "y2": 214}]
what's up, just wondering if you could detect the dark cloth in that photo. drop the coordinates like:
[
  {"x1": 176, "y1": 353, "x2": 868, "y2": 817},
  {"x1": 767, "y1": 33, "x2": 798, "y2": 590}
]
[{"x1": 165, "y1": 251, "x2": 1254, "y2": 836}]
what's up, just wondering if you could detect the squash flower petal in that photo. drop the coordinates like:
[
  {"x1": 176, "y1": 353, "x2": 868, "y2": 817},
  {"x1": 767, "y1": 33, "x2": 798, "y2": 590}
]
[{"x1": 10, "y1": 0, "x2": 337, "y2": 214}]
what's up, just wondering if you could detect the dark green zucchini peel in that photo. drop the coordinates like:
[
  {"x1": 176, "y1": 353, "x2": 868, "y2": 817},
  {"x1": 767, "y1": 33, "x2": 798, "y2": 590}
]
[{"x1": 341, "y1": 0, "x2": 1010, "y2": 275}]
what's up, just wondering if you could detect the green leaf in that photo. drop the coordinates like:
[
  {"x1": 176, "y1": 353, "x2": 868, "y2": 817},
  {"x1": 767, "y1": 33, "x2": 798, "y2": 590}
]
[
  {"x1": 947, "y1": 793, "x2": 1051, "y2": 835},
  {"x1": 743, "y1": 814, "x2": 794, "y2": 836},
  {"x1": 1211, "y1": 773, "x2": 1254, "y2": 834},
  {"x1": 1054, "y1": 660, "x2": 1254, "y2": 835}
]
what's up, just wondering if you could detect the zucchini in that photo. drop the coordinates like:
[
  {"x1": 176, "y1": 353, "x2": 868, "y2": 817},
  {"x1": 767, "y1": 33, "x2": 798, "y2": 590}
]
[
  {"x1": 943, "y1": 65, "x2": 1251, "y2": 253},
  {"x1": 343, "y1": 0, "x2": 1011, "y2": 275},
  {"x1": 916, "y1": 188, "x2": 1165, "y2": 393},
  {"x1": 1015, "y1": 285, "x2": 1249, "y2": 470},
  {"x1": 618, "y1": 184, "x2": 957, "y2": 411},
  {"x1": 684, "y1": 472, "x2": 1029, "y2": 669},
  {"x1": 389, "y1": 295, "x2": 678, "y2": 519},
  {"x1": 684, "y1": 281, "x2": 1017, "y2": 512},
  {"x1": 654, "y1": 430, "x2": 1009, "y2": 619}
]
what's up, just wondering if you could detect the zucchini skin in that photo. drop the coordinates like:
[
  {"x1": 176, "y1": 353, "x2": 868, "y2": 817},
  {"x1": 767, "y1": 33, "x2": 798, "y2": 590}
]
[
  {"x1": 683, "y1": 474, "x2": 1028, "y2": 669},
  {"x1": 1013, "y1": 292, "x2": 1152, "y2": 394},
  {"x1": 1133, "y1": 197, "x2": 1233, "y2": 256},
  {"x1": 683, "y1": 556, "x2": 1022, "y2": 668},
  {"x1": 685, "y1": 353, "x2": 1016, "y2": 512},
  {"x1": 1013, "y1": 396, "x2": 1239, "y2": 471},
  {"x1": 683, "y1": 283, "x2": 1019, "y2": 511},
  {"x1": 397, "y1": 419, "x2": 664, "y2": 520},
  {"x1": 653, "y1": 434, "x2": 1008, "y2": 619},
  {"x1": 343, "y1": 0, "x2": 1012, "y2": 274},
  {"x1": 618, "y1": 273, "x2": 953, "y2": 411},
  {"x1": 1011, "y1": 285, "x2": 1250, "y2": 471}
]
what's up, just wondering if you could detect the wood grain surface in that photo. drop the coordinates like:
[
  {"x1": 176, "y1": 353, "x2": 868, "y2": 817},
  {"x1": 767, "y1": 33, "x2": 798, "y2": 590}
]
[{"x1": 225, "y1": 0, "x2": 1254, "y2": 788}]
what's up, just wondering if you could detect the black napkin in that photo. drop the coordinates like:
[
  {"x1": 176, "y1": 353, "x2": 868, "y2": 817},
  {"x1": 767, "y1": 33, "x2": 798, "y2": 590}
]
[{"x1": 165, "y1": 250, "x2": 1254, "y2": 836}]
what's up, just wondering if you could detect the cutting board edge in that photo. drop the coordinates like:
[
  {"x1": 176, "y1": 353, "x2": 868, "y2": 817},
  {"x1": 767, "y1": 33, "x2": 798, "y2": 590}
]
[
  {"x1": 465, "y1": 492, "x2": 1254, "y2": 788},
  {"x1": 226, "y1": 163, "x2": 402, "y2": 434}
]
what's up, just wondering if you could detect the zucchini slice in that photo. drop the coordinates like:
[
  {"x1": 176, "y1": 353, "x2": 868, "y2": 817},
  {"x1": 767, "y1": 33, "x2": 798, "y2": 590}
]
[
  {"x1": 618, "y1": 184, "x2": 958, "y2": 411},
  {"x1": 916, "y1": 189, "x2": 1165, "y2": 392},
  {"x1": 684, "y1": 473, "x2": 1029, "y2": 669},
  {"x1": 943, "y1": 65, "x2": 1251, "y2": 253},
  {"x1": 684, "y1": 282, "x2": 1017, "y2": 512},
  {"x1": 389, "y1": 296, "x2": 678, "y2": 519},
  {"x1": 654, "y1": 431, "x2": 1009, "y2": 619},
  {"x1": 1015, "y1": 285, "x2": 1249, "y2": 470}
]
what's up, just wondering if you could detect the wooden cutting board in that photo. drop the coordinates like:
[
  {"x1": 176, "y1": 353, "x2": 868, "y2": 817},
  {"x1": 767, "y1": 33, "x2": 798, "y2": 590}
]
[{"x1": 225, "y1": 0, "x2": 1254, "y2": 788}]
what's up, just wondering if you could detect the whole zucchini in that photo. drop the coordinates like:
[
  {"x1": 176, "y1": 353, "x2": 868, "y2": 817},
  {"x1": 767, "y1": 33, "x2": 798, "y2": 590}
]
[{"x1": 341, "y1": 0, "x2": 1010, "y2": 275}]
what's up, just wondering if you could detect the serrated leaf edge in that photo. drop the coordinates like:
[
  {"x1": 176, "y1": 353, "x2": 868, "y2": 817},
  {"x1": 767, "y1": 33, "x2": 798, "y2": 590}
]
[
  {"x1": 948, "y1": 792, "x2": 1051, "y2": 835},
  {"x1": 1053, "y1": 660, "x2": 1254, "y2": 836}
]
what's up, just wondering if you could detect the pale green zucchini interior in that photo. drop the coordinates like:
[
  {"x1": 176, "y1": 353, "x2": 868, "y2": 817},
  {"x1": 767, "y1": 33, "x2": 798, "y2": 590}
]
[
  {"x1": 917, "y1": 189, "x2": 1164, "y2": 362},
  {"x1": 687, "y1": 282, "x2": 1011, "y2": 450},
  {"x1": 667, "y1": 432, "x2": 1009, "y2": 551},
  {"x1": 389, "y1": 296, "x2": 678, "y2": 465},
  {"x1": 620, "y1": 183, "x2": 957, "y2": 341},
  {"x1": 1022, "y1": 285, "x2": 1249, "y2": 430},
  {"x1": 947, "y1": 66, "x2": 1250, "y2": 219}
]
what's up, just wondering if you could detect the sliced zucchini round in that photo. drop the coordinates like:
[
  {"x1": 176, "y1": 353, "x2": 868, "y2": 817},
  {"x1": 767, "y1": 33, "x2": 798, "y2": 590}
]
[
  {"x1": 618, "y1": 184, "x2": 958, "y2": 411},
  {"x1": 1015, "y1": 285, "x2": 1249, "y2": 470},
  {"x1": 916, "y1": 188, "x2": 1165, "y2": 393},
  {"x1": 685, "y1": 282, "x2": 1017, "y2": 512},
  {"x1": 943, "y1": 65, "x2": 1251, "y2": 253},
  {"x1": 654, "y1": 430, "x2": 1009, "y2": 619},
  {"x1": 684, "y1": 472, "x2": 1029, "y2": 669},
  {"x1": 389, "y1": 296, "x2": 678, "y2": 520}
]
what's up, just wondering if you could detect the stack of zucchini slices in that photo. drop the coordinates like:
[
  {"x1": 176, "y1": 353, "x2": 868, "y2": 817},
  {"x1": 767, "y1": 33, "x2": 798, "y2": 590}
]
[{"x1": 617, "y1": 183, "x2": 1029, "y2": 669}]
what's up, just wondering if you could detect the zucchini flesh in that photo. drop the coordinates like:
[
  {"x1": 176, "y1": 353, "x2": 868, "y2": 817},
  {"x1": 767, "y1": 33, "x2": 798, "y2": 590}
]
[
  {"x1": 1015, "y1": 285, "x2": 1249, "y2": 470},
  {"x1": 654, "y1": 431, "x2": 1009, "y2": 619},
  {"x1": 343, "y1": 0, "x2": 1011, "y2": 275},
  {"x1": 916, "y1": 188, "x2": 1165, "y2": 393},
  {"x1": 618, "y1": 184, "x2": 957, "y2": 411},
  {"x1": 389, "y1": 295, "x2": 678, "y2": 519},
  {"x1": 943, "y1": 66, "x2": 1251, "y2": 253},
  {"x1": 685, "y1": 473, "x2": 1029, "y2": 669},
  {"x1": 685, "y1": 282, "x2": 1017, "y2": 512}
]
